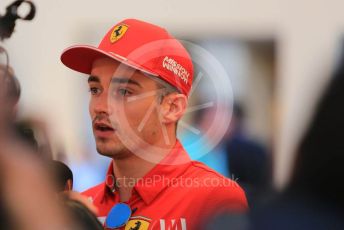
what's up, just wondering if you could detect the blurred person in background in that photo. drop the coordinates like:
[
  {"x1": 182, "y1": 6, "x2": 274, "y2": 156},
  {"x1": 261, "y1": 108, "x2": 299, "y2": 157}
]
[
  {"x1": 226, "y1": 103, "x2": 271, "y2": 206},
  {"x1": 0, "y1": 47, "x2": 70, "y2": 230},
  {"x1": 61, "y1": 196, "x2": 103, "y2": 230},
  {"x1": 183, "y1": 102, "x2": 271, "y2": 206},
  {"x1": 1, "y1": 46, "x2": 102, "y2": 229},
  {"x1": 206, "y1": 49, "x2": 344, "y2": 230},
  {"x1": 50, "y1": 160, "x2": 74, "y2": 192},
  {"x1": 0, "y1": 63, "x2": 49, "y2": 158},
  {"x1": 181, "y1": 104, "x2": 230, "y2": 177},
  {"x1": 1, "y1": 3, "x2": 102, "y2": 227},
  {"x1": 0, "y1": 143, "x2": 100, "y2": 229},
  {"x1": 0, "y1": 138, "x2": 74, "y2": 229},
  {"x1": 61, "y1": 18, "x2": 248, "y2": 229},
  {"x1": 247, "y1": 49, "x2": 344, "y2": 230}
]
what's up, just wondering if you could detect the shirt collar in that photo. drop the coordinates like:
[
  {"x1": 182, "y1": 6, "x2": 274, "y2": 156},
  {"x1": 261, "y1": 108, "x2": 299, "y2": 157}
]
[{"x1": 103, "y1": 140, "x2": 191, "y2": 205}]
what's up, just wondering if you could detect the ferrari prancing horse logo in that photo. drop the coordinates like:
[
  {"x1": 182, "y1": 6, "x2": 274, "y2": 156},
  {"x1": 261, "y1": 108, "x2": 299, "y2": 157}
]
[
  {"x1": 110, "y1": 24, "x2": 129, "y2": 43},
  {"x1": 124, "y1": 218, "x2": 150, "y2": 230}
]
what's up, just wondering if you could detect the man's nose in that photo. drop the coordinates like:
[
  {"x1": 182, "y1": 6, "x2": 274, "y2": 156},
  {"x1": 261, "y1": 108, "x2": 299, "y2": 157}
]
[{"x1": 93, "y1": 94, "x2": 113, "y2": 115}]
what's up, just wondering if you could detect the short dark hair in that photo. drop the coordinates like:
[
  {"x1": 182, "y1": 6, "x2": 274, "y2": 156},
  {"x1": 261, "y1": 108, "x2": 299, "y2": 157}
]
[
  {"x1": 142, "y1": 73, "x2": 181, "y2": 103},
  {"x1": 50, "y1": 160, "x2": 73, "y2": 192},
  {"x1": 62, "y1": 198, "x2": 103, "y2": 230}
]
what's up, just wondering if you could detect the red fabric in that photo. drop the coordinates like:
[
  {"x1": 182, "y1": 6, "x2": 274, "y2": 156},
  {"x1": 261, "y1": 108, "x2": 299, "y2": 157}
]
[
  {"x1": 61, "y1": 19, "x2": 193, "y2": 96},
  {"x1": 82, "y1": 140, "x2": 248, "y2": 230}
]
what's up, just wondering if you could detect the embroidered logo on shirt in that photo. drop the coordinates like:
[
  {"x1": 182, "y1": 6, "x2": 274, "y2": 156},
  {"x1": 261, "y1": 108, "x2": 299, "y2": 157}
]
[
  {"x1": 158, "y1": 218, "x2": 187, "y2": 230},
  {"x1": 124, "y1": 216, "x2": 151, "y2": 230}
]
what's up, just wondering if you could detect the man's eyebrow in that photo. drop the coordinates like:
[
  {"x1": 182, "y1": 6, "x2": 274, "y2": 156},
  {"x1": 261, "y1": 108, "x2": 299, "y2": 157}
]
[
  {"x1": 111, "y1": 78, "x2": 142, "y2": 88},
  {"x1": 88, "y1": 75, "x2": 100, "y2": 83}
]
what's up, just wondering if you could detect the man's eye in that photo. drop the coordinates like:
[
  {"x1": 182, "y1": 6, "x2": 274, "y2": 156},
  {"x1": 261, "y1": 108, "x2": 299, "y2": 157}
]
[
  {"x1": 118, "y1": 88, "x2": 132, "y2": 96},
  {"x1": 89, "y1": 87, "x2": 100, "y2": 95}
]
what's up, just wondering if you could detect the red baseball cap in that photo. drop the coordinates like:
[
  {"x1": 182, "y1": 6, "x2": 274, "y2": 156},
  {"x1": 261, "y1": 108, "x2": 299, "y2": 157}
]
[{"x1": 61, "y1": 18, "x2": 193, "y2": 96}]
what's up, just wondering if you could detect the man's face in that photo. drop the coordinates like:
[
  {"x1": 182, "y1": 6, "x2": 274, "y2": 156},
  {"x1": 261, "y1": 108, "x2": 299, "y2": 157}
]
[{"x1": 88, "y1": 58, "x2": 164, "y2": 159}]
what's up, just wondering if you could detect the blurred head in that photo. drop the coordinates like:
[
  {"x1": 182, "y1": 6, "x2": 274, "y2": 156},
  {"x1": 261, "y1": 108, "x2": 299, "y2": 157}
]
[
  {"x1": 62, "y1": 198, "x2": 103, "y2": 230},
  {"x1": 88, "y1": 58, "x2": 187, "y2": 159},
  {"x1": 50, "y1": 160, "x2": 73, "y2": 192},
  {"x1": 289, "y1": 55, "x2": 344, "y2": 207}
]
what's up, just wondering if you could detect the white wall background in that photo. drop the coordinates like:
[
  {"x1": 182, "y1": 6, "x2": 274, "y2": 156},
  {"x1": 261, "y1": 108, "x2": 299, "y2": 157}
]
[{"x1": 2, "y1": 0, "x2": 344, "y2": 189}]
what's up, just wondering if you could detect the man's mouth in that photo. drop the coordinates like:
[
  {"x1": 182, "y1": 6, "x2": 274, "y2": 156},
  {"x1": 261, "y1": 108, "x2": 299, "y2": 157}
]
[
  {"x1": 95, "y1": 124, "x2": 114, "y2": 131},
  {"x1": 93, "y1": 122, "x2": 116, "y2": 138}
]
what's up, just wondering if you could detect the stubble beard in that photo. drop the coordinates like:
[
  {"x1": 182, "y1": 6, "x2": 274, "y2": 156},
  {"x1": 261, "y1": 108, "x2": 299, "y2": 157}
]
[{"x1": 95, "y1": 137, "x2": 132, "y2": 160}]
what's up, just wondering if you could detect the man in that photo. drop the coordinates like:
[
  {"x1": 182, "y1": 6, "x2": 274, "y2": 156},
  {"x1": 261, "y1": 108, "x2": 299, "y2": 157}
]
[{"x1": 61, "y1": 18, "x2": 247, "y2": 229}]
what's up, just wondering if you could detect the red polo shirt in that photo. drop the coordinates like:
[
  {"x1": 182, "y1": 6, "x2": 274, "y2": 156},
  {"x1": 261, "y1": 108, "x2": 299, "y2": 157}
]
[{"x1": 82, "y1": 140, "x2": 248, "y2": 230}]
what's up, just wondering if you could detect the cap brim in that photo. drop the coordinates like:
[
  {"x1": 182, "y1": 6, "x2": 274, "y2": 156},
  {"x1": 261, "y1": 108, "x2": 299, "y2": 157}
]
[{"x1": 60, "y1": 45, "x2": 158, "y2": 76}]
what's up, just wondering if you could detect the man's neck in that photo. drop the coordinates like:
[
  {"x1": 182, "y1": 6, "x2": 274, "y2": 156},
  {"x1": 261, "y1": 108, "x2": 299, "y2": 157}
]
[{"x1": 112, "y1": 138, "x2": 177, "y2": 202}]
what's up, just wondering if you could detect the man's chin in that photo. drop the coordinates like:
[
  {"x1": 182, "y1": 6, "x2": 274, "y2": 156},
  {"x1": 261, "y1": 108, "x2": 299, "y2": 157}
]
[{"x1": 95, "y1": 142, "x2": 131, "y2": 159}]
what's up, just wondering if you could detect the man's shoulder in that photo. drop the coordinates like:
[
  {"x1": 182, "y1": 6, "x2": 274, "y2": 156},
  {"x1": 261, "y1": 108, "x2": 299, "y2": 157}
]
[
  {"x1": 182, "y1": 160, "x2": 248, "y2": 210},
  {"x1": 186, "y1": 160, "x2": 231, "y2": 180}
]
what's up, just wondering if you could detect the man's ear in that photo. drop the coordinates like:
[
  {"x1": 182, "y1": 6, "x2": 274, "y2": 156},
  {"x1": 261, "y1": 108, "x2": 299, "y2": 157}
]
[
  {"x1": 64, "y1": 179, "x2": 73, "y2": 191},
  {"x1": 160, "y1": 93, "x2": 187, "y2": 124}
]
